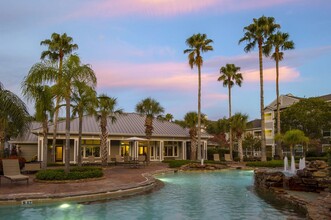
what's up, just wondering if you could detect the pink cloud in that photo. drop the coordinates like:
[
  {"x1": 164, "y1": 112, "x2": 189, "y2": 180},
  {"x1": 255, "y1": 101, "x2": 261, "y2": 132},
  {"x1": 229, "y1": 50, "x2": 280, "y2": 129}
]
[
  {"x1": 72, "y1": 0, "x2": 297, "y2": 18},
  {"x1": 93, "y1": 61, "x2": 216, "y2": 91},
  {"x1": 243, "y1": 66, "x2": 300, "y2": 82}
]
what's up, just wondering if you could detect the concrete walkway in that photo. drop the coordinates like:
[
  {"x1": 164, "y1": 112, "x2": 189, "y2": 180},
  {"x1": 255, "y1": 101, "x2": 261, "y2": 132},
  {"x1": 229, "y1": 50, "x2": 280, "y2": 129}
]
[{"x1": 0, "y1": 163, "x2": 172, "y2": 205}]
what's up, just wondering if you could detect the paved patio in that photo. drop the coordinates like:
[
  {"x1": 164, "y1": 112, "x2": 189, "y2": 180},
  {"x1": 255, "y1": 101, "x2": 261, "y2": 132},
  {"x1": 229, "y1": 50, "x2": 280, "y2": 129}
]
[{"x1": 0, "y1": 162, "x2": 171, "y2": 204}]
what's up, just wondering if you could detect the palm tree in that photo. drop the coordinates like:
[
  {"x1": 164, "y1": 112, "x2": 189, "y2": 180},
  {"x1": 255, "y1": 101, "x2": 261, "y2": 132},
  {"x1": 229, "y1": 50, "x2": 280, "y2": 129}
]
[
  {"x1": 96, "y1": 95, "x2": 122, "y2": 166},
  {"x1": 71, "y1": 82, "x2": 97, "y2": 166},
  {"x1": 135, "y1": 98, "x2": 164, "y2": 163},
  {"x1": 264, "y1": 31, "x2": 295, "y2": 158},
  {"x1": 230, "y1": 113, "x2": 248, "y2": 162},
  {"x1": 0, "y1": 82, "x2": 30, "y2": 154},
  {"x1": 58, "y1": 55, "x2": 97, "y2": 172},
  {"x1": 280, "y1": 129, "x2": 309, "y2": 157},
  {"x1": 184, "y1": 33, "x2": 213, "y2": 160},
  {"x1": 40, "y1": 33, "x2": 78, "y2": 163},
  {"x1": 218, "y1": 64, "x2": 243, "y2": 160},
  {"x1": 22, "y1": 85, "x2": 54, "y2": 169},
  {"x1": 181, "y1": 112, "x2": 207, "y2": 160},
  {"x1": 165, "y1": 113, "x2": 174, "y2": 122},
  {"x1": 239, "y1": 16, "x2": 280, "y2": 161}
]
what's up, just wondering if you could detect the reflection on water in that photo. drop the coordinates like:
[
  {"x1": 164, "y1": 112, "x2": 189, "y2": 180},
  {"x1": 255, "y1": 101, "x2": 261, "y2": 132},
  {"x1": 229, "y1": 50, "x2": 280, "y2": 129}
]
[{"x1": 0, "y1": 170, "x2": 306, "y2": 220}]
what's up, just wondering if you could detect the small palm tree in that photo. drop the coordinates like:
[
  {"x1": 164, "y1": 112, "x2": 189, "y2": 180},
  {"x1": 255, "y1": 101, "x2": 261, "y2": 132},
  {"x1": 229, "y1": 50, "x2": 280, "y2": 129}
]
[
  {"x1": 230, "y1": 113, "x2": 248, "y2": 162},
  {"x1": 239, "y1": 16, "x2": 280, "y2": 161},
  {"x1": 218, "y1": 64, "x2": 243, "y2": 160},
  {"x1": 97, "y1": 95, "x2": 122, "y2": 166},
  {"x1": 135, "y1": 98, "x2": 164, "y2": 163},
  {"x1": 71, "y1": 82, "x2": 97, "y2": 166},
  {"x1": 22, "y1": 85, "x2": 54, "y2": 169},
  {"x1": 280, "y1": 129, "x2": 309, "y2": 157},
  {"x1": 181, "y1": 112, "x2": 207, "y2": 160},
  {"x1": 0, "y1": 82, "x2": 30, "y2": 154},
  {"x1": 264, "y1": 31, "x2": 295, "y2": 158},
  {"x1": 40, "y1": 33, "x2": 78, "y2": 163},
  {"x1": 184, "y1": 33, "x2": 213, "y2": 160}
]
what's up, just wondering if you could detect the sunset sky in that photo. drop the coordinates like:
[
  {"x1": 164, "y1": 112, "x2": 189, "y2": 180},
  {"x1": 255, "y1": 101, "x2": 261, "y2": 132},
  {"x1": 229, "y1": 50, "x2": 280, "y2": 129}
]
[{"x1": 1, "y1": 0, "x2": 331, "y2": 121}]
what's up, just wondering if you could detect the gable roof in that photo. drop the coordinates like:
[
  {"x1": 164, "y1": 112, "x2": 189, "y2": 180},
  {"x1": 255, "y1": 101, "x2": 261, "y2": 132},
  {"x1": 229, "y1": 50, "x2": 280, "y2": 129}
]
[
  {"x1": 33, "y1": 113, "x2": 211, "y2": 138},
  {"x1": 265, "y1": 94, "x2": 301, "y2": 111}
]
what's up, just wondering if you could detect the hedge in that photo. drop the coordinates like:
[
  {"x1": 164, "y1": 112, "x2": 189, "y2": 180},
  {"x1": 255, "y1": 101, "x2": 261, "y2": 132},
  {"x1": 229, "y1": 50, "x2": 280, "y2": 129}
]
[
  {"x1": 246, "y1": 160, "x2": 284, "y2": 168},
  {"x1": 36, "y1": 166, "x2": 103, "y2": 181}
]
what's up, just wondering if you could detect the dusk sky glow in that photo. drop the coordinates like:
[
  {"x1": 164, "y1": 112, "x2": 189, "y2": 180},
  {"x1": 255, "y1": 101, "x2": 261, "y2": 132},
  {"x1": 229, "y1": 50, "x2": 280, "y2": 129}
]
[{"x1": 1, "y1": 0, "x2": 331, "y2": 121}]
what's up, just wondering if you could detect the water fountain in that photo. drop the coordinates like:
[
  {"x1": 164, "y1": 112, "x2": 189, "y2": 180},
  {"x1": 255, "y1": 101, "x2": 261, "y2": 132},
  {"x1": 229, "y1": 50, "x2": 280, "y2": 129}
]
[
  {"x1": 298, "y1": 157, "x2": 306, "y2": 170},
  {"x1": 284, "y1": 156, "x2": 289, "y2": 172}
]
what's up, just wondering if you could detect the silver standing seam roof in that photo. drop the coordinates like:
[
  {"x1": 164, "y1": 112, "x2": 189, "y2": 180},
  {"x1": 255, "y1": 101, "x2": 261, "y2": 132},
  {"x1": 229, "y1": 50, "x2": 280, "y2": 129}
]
[{"x1": 32, "y1": 113, "x2": 211, "y2": 139}]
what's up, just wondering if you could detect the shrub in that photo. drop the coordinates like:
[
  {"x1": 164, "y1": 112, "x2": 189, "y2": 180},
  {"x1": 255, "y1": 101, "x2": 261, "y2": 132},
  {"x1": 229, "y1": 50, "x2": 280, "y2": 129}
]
[
  {"x1": 246, "y1": 160, "x2": 283, "y2": 168},
  {"x1": 163, "y1": 160, "x2": 193, "y2": 168},
  {"x1": 36, "y1": 166, "x2": 103, "y2": 181}
]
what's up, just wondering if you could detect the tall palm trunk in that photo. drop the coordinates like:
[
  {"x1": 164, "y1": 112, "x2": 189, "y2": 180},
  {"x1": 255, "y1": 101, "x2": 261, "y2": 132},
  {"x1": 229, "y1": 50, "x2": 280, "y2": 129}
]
[
  {"x1": 51, "y1": 96, "x2": 60, "y2": 163},
  {"x1": 100, "y1": 117, "x2": 108, "y2": 166},
  {"x1": 77, "y1": 114, "x2": 83, "y2": 166},
  {"x1": 258, "y1": 39, "x2": 267, "y2": 162},
  {"x1": 0, "y1": 120, "x2": 5, "y2": 155},
  {"x1": 64, "y1": 96, "x2": 71, "y2": 173},
  {"x1": 197, "y1": 64, "x2": 202, "y2": 161},
  {"x1": 189, "y1": 129, "x2": 197, "y2": 160},
  {"x1": 145, "y1": 116, "x2": 153, "y2": 164},
  {"x1": 228, "y1": 84, "x2": 233, "y2": 160},
  {"x1": 275, "y1": 50, "x2": 282, "y2": 159},
  {"x1": 51, "y1": 57, "x2": 63, "y2": 163},
  {"x1": 42, "y1": 119, "x2": 48, "y2": 170}
]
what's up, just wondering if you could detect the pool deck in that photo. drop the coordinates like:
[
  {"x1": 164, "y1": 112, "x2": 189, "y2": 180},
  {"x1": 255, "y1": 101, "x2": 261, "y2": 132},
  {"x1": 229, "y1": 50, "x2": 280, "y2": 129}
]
[{"x1": 0, "y1": 162, "x2": 172, "y2": 205}]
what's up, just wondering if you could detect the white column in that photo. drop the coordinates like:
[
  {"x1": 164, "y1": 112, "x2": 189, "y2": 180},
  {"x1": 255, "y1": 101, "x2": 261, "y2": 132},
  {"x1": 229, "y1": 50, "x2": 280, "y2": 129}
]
[
  {"x1": 108, "y1": 139, "x2": 111, "y2": 157},
  {"x1": 203, "y1": 141, "x2": 207, "y2": 160},
  {"x1": 160, "y1": 141, "x2": 164, "y2": 161},
  {"x1": 182, "y1": 141, "x2": 185, "y2": 160},
  {"x1": 135, "y1": 141, "x2": 139, "y2": 159}
]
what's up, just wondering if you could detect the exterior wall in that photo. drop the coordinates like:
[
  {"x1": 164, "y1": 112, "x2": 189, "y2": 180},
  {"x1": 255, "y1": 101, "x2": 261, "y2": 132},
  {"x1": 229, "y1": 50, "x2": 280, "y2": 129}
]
[{"x1": 17, "y1": 144, "x2": 38, "y2": 161}]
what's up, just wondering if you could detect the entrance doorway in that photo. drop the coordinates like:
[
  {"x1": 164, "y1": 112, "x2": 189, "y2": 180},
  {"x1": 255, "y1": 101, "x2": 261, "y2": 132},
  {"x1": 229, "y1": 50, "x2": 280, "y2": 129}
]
[{"x1": 55, "y1": 146, "x2": 63, "y2": 162}]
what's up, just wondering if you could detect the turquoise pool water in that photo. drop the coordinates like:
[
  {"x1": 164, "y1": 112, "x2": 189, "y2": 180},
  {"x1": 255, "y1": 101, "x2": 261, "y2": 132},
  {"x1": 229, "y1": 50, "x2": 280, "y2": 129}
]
[{"x1": 0, "y1": 170, "x2": 305, "y2": 219}]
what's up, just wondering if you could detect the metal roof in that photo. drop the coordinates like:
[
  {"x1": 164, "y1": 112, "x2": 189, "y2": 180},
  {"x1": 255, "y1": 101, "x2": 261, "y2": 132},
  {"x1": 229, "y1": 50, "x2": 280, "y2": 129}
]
[
  {"x1": 32, "y1": 113, "x2": 211, "y2": 138},
  {"x1": 9, "y1": 122, "x2": 42, "y2": 144}
]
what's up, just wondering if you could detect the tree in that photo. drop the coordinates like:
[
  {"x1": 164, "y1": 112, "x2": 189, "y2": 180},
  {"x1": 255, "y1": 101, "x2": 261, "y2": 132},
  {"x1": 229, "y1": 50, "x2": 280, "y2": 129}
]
[
  {"x1": 96, "y1": 95, "x2": 122, "y2": 166},
  {"x1": 22, "y1": 84, "x2": 54, "y2": 170},
  {"x1": 280, "y1": 129, "x2": 309, "y2": 157},
  {"x1": 40, "y1": 32, "x2": 78, "y2": 163},
  {"x1": 184, "y1": 33, "x2": 213, "y2": 160},
  {"x1": 281, "y1": 98, "x2": 331, "y2": 139},
  {"x1": 0, "y1": 82, "x2": 30, "y2": 154},
  {"x1": 71, "y1": 82, "x2": 97, "y2": 166},
  {"x1": 264, "y1": 31, "x2": 295, "y2": 158},
  {"x1": 243, "y1": 133, "x2": 261, "y2": 157},
  {"x1": 230, "y1": 113, "x2": 248, "y2": 162},
  {"x1": 180, "y1": 112, "x2": 207, "y2": 160},
  {"x1": 59, "y1": 55, "x2": 96, "y2": 172},
  {"x1": 218, "y1": 63, "x2": 243, "y2": 160},
  {"x1": 239, "y1": 16, "x2": 280, "y2": 161},
  {"x1": 135, "y1": 98, "x2": 164, "y2": 163}
]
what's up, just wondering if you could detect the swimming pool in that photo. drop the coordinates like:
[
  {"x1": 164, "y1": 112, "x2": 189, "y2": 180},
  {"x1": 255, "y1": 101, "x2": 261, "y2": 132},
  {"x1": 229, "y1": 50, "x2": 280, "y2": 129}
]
[{"x1": 0, "y1": 170, "x2": 305, "y2": 219}]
